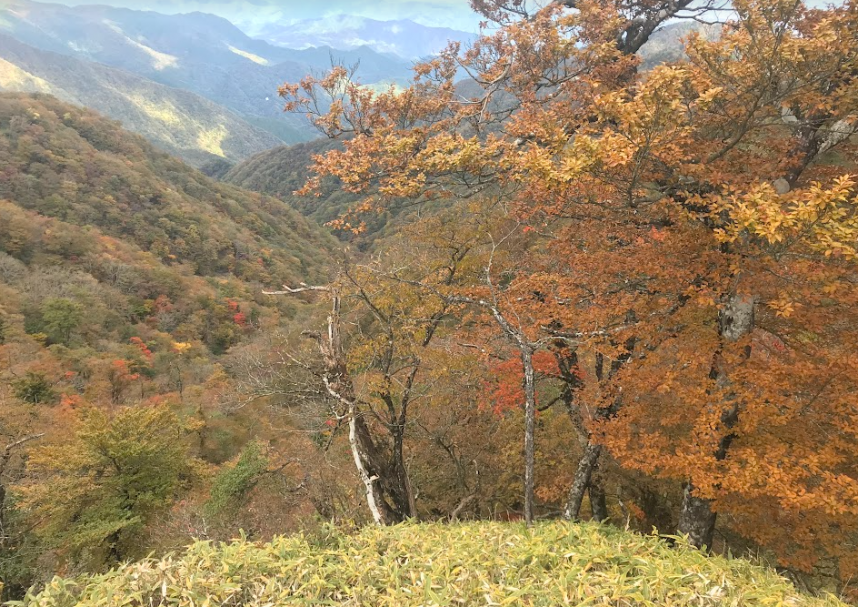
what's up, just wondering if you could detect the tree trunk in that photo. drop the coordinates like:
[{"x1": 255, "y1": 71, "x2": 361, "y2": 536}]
[
  {"x1": 521, "y1": 348, "x2": 537, "y2": 526},
  {"x1": 390, "y1": 425, "x2": 416, "y2": 519},
  {"x1": 589, "y1": 479, "x2": 608, "y2": 522},
  {"x1": 314, "y1": 292, "x2": 409, "y2": 525},
  {"x1": 563, "y1": 442, "x2": 602, "y2": 520},
  {"x1": 678, "y1": 481, "x2": 717, "y2": 550},
  {"x1": 348, "y1": 408, "x2": 401, "y2": 525},
  {"x1": 677, "y1": 292, "x2": 755, "y2": 549},
  {"x1": 556, "y1": 341, "x2": 631, "y2": 524}
]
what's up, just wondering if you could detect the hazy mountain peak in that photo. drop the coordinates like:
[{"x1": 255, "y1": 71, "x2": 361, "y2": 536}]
[{"x1": 0, "y1": 0, "x2": 418, "y2": 153}]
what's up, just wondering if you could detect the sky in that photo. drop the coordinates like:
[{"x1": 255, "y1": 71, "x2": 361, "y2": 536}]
[{"x1": 52, "y1": 0, "x2": 484, "y2": 32}]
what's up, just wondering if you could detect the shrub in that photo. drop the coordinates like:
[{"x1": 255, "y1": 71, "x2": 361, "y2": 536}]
[
  {"x1": 14, "y1": 522, "x2": 846, "y2": 607},
  {"x1": 11, "y1": 372, "x2": 55, "y2": 404},
  {"x1": 15, "y1": 405, "x2": 192, "y2": 570},
  {"x1": 204, "y1": 441, "x2": 269, "y2": 520}
]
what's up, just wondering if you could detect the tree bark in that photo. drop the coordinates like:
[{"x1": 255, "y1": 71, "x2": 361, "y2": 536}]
[
  {"x1": 348, "y1": 409, "x2": 401, "y2": 525},
  {"x1": 563, "y1": 442, "x2": 602, "y2": 520},
  {"x1": 521, "y1": 347, "x2": 537, "y2": 526},
  {"x1": 556, "y1": 339, "x2": 633, "y2": 523},
  {"x1": 677, "y1": 292, "x2": 755, "y2": 549},
  {"x1": 589, "y1": 479, "x2": 608, "y2": 523},
  {"x1": 678, "y1": 481, "x2": 717, "y2": 550},
  {"x1": 314, "y1": 292, "x2": 409, "y2": 525},
  {"x1": 389, "y1": 424, "x2": 416, "y2": 519}
]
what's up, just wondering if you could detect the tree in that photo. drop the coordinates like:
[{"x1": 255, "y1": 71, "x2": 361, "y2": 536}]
[
  {"x1": 15, "y1": 404, "x2": 192, "y2": 570},
  {"x1": 261, "y1": 213, "x2": 488, "y2": 525},
  {"x1": 280, "y1": 0, "x2": 858, "y2": 577},
  {"x1": 11, "y1": 372, "x2": 55, "y2": 405},
  {"x1": 41, "y1": 298, "x2": 83, "y2": 346}
]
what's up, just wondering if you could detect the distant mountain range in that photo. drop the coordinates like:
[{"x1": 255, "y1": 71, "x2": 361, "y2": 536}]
[
  {"x1": 0, "y1": 33, "x2": 282, "y2": 167},
  {"x1": 0, "y1": 0, "x2": 414, "y2": 146},
  {"x1": 258, "y1": 16, "x2": 475, "y2": 60},
  {"x1": 637, "y1": 21, "x2": 721, "y2": 70}
]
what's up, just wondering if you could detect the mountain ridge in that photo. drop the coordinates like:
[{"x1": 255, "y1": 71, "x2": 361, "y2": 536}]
[
  {"x1": 0, "y1": 0, "x2": 414, "y2": 143},
  {"x1": 0, "y1": 32, "x2": 285, "y2": 166}
]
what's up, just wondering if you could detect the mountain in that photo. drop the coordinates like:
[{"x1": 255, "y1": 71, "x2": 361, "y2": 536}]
[
  {"x1": 258, "y1": 15, "x2": 475, "y2": 60},
  {"x1": 0, "y1": 34, "x2": 283, "y2": 167},
  {"x1": 224, "y1": 139, "x2": 402, "y2": 243},
  {"x1": 637, "y1": 21, "x2": 721, "y2": 70},
  {"x1": 0, "y1": 0, "x2": 413, "y2": 142},
  {"x1": 0, "y1": 92, "x2": 337, "y2": 288}
]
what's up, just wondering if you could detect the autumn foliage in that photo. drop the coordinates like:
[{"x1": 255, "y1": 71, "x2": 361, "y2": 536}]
[
  {"x1": 279, "y1": 0, "x2": 858, "y2": 587},
  {"x1": 2, "y1": 0, "x2": 858, "y2": 600}
]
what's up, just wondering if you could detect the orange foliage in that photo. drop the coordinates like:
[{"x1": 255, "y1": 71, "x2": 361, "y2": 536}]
[{"x1": 281, "y1": 0, "x2": 858, "y2": 578}]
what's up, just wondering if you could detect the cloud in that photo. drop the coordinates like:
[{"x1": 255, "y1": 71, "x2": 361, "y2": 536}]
[{"x1": 54, "y1": 0, "x2": 482, "y2": 32}]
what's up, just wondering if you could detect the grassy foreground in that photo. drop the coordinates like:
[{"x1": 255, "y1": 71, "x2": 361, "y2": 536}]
[{"x1": 15, "y1": 522, "x2": 844, "y2": 607}]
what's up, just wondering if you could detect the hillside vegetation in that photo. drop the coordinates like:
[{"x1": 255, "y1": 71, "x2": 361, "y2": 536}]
[
  {"x1": 0, "y1": 93, "x2": 339, "y2": 595},
  {"x1": 224, "y1": 139, "x2": 421, "y2": 243},
  {"x1": 16, "y1": 522, "x2": 845, "y2": 606},
  {"x1": 224, "y1": 140, "x2": 376, "y2": 233},
  {"x1": 2, "y1": 0, "x2": 858, "y2": 601},
  {"x1": 0, "y1": 93, "x2": 335, "y2": 281}
]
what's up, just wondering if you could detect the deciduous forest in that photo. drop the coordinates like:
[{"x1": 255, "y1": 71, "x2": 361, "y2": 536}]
[{"x1": 1, "y1": 0, "x2": 857, "y2": 603}]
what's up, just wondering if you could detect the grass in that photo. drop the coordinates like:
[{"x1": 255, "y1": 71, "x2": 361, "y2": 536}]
[{"x1": 13, "y1": 522, "x2": 846, "y2": 606}]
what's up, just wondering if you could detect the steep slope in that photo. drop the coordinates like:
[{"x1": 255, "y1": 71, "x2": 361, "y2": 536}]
[
  {"x1": 19, "y1": 522, "x2": 845, "y2": 606},
  {"x1": 223, "y1": 139, "x2": 397, "y2": 242},
  {"x1": 0, "y1": 34, "x2": 283, "y2": 167},
  {"x1": 0, "y1": 0, "x2": 412, "y2": 141},
  {"x1": 0, "y1": 92, "x2": 337, "y2": 287},
  {"x1": 0, "y1": 93, "x2": 339, "y2": 595}
]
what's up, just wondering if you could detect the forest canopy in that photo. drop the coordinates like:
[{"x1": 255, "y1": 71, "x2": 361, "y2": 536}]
[{"x1": 273, "y1": 0, "x2": 858, "y2": 594}]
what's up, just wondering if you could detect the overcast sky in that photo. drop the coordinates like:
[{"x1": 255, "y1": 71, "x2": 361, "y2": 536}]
[{"x1": 52, "y1": 0, "x2": 484, "y2": 32}]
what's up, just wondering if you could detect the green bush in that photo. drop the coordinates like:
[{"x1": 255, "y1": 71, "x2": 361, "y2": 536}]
[
  {"x1": 41, "y1": 298, "x2": 83, "y2": 346},
  {"x1": 15, "y1": 406, "x2": 192, "y2": 570},
  {"x1": 204, "y1": 442, "x2": 268, "y2": 520},
  {"x1": 14, "y1": 522, "x2": 846, "y2": 606},
  {"x1": 11, "y1": 372, "x2": 55, "y2": 405}
]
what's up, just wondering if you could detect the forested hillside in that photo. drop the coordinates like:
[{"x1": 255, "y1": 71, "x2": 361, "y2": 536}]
[
  {"x1": 0, "y1": 93, "x2": 340, "y2": 596},
  {"x1": 0, "y1": 93, "x2": 335, "y2": 280},
  {"x1": 224, "y1": 139, "x2": 394, "y2": 241}
]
